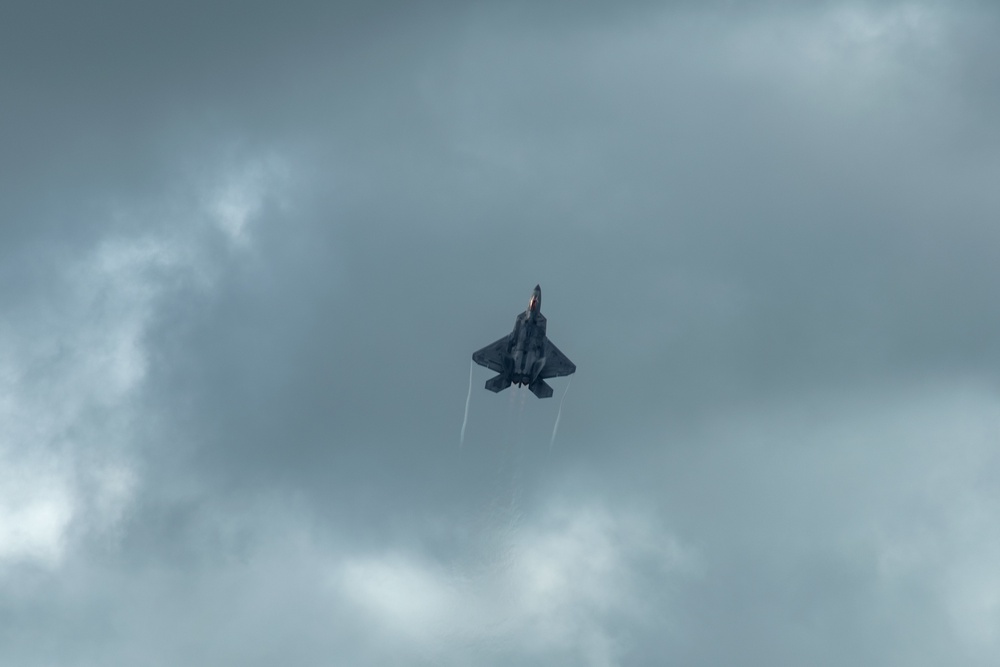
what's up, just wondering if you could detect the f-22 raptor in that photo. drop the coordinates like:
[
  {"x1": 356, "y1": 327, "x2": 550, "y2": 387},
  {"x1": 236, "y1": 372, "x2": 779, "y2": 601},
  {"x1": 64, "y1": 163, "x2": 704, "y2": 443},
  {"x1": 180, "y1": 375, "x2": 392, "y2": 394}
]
[{"x1": 472, "y1": 285, "x2": 576, "y2": 398}]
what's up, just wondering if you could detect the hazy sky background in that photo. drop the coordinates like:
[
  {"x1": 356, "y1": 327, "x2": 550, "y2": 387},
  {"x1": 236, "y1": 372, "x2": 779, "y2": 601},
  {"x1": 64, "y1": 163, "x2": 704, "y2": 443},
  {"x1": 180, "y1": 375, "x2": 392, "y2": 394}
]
[{"x1": 2, "y1": 1, "x2": 1000, "y2": 665}]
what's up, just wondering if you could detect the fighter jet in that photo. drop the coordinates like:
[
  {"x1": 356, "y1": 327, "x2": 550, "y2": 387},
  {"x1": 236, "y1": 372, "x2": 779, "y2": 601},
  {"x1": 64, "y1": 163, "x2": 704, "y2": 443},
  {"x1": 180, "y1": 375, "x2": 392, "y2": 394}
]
[{"x1": 472, "y1": 285, "x2": 576, "y2": 398}]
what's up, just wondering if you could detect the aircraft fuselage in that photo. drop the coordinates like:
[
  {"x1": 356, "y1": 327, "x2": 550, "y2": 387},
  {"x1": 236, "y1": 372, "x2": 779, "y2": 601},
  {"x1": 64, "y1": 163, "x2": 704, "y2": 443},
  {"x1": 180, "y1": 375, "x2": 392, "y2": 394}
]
[{"x1": 472, "y1": 285, "x2": 576, "y2": 399}]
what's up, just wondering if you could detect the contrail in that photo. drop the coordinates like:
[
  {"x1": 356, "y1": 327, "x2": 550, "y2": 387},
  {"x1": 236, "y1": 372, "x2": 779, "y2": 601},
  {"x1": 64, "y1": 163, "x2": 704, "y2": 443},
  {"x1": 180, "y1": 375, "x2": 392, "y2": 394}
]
[
  {"x1": 460, "y1": 360, "x2": 474, "y2": 447},
  {"x1": 549, "y1": 377, "x2": 572, "y2": 449}
]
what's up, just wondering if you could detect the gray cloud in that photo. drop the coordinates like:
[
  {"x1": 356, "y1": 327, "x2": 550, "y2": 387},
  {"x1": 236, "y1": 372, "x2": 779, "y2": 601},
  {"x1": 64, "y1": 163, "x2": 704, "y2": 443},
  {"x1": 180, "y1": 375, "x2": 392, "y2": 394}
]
[{"x1": 2, "y1": 1, "x2": 1000, "y2": 664}]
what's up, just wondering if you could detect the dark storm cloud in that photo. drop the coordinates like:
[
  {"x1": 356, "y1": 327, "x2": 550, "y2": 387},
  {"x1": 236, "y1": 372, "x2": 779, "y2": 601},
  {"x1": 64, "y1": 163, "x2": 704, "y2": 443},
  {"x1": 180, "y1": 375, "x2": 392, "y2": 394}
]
[{"x1": 3, "y1": 1, "x2": 1000, "y2": 665}]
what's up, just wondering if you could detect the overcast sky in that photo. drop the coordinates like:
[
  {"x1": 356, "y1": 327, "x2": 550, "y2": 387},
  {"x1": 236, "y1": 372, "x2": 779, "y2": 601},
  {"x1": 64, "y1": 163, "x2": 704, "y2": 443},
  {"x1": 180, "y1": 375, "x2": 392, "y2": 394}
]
[{"x1": 2, "y1": 1, "x2": 1000, "y2": 665}]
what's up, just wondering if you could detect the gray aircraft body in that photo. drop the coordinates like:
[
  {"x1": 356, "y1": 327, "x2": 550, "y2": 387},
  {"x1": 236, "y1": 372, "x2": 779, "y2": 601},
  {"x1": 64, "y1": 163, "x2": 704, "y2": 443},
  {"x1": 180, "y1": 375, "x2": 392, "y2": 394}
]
[{"x1": 472, "y1": 285, "x2": 576, "y2": 398}]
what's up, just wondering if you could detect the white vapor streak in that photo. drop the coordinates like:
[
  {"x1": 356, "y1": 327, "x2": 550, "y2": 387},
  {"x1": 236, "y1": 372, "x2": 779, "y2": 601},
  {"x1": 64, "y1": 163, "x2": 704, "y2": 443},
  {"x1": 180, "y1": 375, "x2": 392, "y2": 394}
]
[
  {"x1": 550, "y1": 377, "x2": 572, "y2": 449},
  {"x1": 460, "y1": 360, "x2": 474, "y2": 447}
]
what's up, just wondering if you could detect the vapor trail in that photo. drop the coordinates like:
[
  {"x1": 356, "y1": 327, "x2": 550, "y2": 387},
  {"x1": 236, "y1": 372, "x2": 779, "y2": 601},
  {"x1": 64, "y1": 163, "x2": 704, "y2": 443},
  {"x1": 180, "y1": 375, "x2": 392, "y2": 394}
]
[
  {"x1": 460, "y1": 360, "x2": 474, "y2": 447},
  {"x1": 549, "y1": 377, "x2": 572, "y2": 449}
]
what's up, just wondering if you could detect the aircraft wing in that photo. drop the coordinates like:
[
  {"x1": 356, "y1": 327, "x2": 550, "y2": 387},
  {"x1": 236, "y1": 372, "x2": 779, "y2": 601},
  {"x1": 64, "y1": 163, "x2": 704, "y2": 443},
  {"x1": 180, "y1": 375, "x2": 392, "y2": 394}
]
[
  {"x1": 472, "y1": 336, "x2": 509, "y2": 373},
  {"x1": 540, "y1": 338, "x2": 576, "y2": 378}
]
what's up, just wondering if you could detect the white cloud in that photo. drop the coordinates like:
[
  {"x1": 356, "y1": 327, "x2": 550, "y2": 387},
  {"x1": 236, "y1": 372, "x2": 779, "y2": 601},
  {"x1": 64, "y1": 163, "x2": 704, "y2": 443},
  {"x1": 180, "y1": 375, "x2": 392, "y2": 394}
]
[
  {"x1": 338, "y1": 502, "x2": 698, "y2": 666},
  {"x1": 0, "y1": 238, "x2": 168, "y2": 568},
  {"x1": 341, "y1": 554, "x2": 456, "y2": 643},
  {"x1": 0, "y1": 156, "x2": 286, "y2": 570},
  {"x1": 207, "y1": 155, "x2": 290, "y2": 247},
  {"x1": 0, "y1": 456, "x2": 73, "y2": 565},
  {"x1": 718, "y1": 2, "x2": 948, "y2": 117},
  {"x1": 673, "y1": 380, "x2": 1000, "y2": 660}
]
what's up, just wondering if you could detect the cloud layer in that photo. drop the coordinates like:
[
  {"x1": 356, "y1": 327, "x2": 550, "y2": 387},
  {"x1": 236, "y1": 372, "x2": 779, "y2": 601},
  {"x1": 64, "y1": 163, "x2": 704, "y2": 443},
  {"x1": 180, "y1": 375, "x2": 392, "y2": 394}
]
[{"x1": 2, "y1": 1, "x2": 999, "y2": 664}]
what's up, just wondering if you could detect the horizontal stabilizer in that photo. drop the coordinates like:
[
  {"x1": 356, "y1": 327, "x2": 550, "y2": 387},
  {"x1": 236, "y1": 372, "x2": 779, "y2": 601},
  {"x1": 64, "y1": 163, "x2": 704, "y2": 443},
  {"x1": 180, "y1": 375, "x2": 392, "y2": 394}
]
[
  {"x1": 528, "y1": 379, "x2": 553, "y2": 399},
  {"x1": 485, "y1": 374, "x2": 512, "y2": 393}
]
